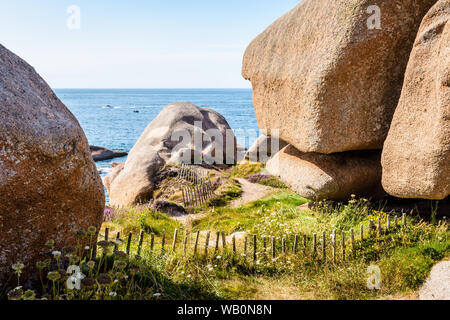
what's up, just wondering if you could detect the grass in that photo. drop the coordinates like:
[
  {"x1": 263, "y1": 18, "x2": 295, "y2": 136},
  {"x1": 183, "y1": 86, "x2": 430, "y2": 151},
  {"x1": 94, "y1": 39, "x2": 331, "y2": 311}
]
[{"x1": 4, "y1": 164, "x2": 449, "y2": 300}]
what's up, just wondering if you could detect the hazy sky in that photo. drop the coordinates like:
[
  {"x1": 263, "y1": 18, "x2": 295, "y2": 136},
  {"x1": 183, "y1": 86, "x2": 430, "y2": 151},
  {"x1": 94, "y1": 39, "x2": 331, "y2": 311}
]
[{"x1": 0, "y1": 0, "x2": 300, "y2": 88}]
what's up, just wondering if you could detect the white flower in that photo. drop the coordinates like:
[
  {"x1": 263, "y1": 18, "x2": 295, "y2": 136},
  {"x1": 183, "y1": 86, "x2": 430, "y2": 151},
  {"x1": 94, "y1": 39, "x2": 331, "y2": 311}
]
[
  {"x1": 85, "y1": 246, "x2": 90, "y2": 250},
  {"x1": 187, "y1": 275, "x2": 191, "y2": 278},
  {"x1": 153, "y1": 293, "x2": 161, "y2": 297},
  {"x1": 216, "y1": 256, "x2": 222, "y2": 260},
  {"x1": 114, "y1": 279, "x2": 119, "y2": 283},
  {"x1": 52, "y1": 251, "x2": 61, "y2": 257},
  {"x1": 109, "y1": 292, "x2": 117, "y2": 297},
  {"x1": 66, "y1": 265, "x2": 85, "y2": 290}
]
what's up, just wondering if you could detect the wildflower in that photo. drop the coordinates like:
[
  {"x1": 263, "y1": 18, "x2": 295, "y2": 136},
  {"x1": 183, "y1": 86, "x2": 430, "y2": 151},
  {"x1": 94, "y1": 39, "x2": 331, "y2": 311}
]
[
  {"x1": 85, "y1": 246, "x2": 90, "y2": 250},
  {"x1": 187, "y1": 274, "x2": 191, "y2": 278},
  {"x1": 87, "y1": 226, "x2": 97, "y2": 235},
  {"x1": 86, "y1": 260, "x2": 96, "y2": 269},
  {"x1": 216, "y1": 256, "x2": 222, "y2": 260},
  {"x1": 7, "y1": 286, "x2": 23, "y2": 300},
  {"x1": 153, "y1": 293, "x2": 161, "y2": 297},
  {"x1": 81, "y1": 277, "x2": 96, "y2": 288},
  {"x1": 114, "y1": 279, "x2": 119, "y2": 283},
  {"x1": 113, "y1": 260, "x2": 127, "y2": 270},
  {"x1": 45, "y1": 239, "x2": 55, "y2": 249},
  {"x1": 109, "y1": 292, "x2": 117, "y2": 297},
  {"x1": 22, "y1": 290, "x2": 36, "y2": 300},
  {"x1": 36, "y1": 261, "x2": 46, "y2": 270},
  {"x1": 12, "y1": 263, "x2": 24, "y2": 275},
  {"x1": 97, "y1": 240, "x2": 113, "y2": 248},
  {"x1": 114, "y1": 250, "x2": 128, "y2": 259},
  {"x1": 47, "y1": 271, "x2": 61, "y2": 281},
  {"x1": 97, "y1": 273, "x2": 113, "y2": 285},
  {"x1": 75, "y1": 229, "x2": 86, "y2": 238},
  {"x1": 52, "y1": 251, "x2": 62, "y2": 258}
]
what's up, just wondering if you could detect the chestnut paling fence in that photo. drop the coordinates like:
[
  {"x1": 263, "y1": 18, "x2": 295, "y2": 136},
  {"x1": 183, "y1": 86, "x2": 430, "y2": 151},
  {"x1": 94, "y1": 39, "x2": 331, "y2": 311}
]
[
  {"x1": 95, "y1": 213, "x2": 410, "y2": 263},
  {"x1": 177, "y1": 164, "x2": 215, "y2": 208}
]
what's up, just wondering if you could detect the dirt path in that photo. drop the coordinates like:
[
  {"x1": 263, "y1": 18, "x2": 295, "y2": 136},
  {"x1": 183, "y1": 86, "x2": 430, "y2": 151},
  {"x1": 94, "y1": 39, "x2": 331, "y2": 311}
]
[{"x1": 230, "y1": 178, "x2": 275, "y2": 209}]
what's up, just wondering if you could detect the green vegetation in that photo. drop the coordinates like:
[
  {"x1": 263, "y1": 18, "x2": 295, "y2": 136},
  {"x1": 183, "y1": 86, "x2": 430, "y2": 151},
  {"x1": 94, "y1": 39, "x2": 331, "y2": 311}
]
[{"x1": 4, "y1": 163, "x2": 449, "y2": 300}]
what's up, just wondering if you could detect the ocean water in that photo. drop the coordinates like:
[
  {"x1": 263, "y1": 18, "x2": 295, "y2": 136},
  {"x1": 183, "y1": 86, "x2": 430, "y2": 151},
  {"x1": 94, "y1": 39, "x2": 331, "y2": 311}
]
[{"x1": 55, "y1": 88, "x2": 258, "y2": 178}]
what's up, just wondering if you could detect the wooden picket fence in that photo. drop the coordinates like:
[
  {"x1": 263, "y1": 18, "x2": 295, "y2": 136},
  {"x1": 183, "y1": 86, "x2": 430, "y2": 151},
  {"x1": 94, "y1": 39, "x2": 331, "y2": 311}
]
[
  {"x1": 97, "y1": 213, "x2": 410, "y2": 264},
  {"x1": 178, "y1": 164, "x2": 215, "y2": 208}
]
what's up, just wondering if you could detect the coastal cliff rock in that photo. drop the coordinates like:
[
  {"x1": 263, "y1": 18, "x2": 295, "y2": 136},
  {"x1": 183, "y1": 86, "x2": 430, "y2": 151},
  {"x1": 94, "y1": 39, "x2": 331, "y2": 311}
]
[
  {"x1": 266, "y1": 145, "x2": 383, "y2": 201},
  {"x1": 242, "y1": 0, "x2": 437, "y2": 154},
  {"x1": 90, "y1": 145, "x2": 127, "y2": 162},
  {"x1": 382, "y1": 1, "x2": 450, "y2": 200},
  {"x1": 0, "y1": 44, "x2": 105, "y2": 284},
  {"x1": 245, "y1": 134, "x2": 288, "y2": 164},
  {"x1": 105, "y1": 102, "x2": 237, "y2": 207}
]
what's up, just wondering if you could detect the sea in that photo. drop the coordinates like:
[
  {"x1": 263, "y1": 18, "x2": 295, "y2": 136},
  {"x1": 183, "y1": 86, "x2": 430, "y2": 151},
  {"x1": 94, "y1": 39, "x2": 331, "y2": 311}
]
[{"x1": 55, "y1": 89, "x2": 259, "y2": 201}]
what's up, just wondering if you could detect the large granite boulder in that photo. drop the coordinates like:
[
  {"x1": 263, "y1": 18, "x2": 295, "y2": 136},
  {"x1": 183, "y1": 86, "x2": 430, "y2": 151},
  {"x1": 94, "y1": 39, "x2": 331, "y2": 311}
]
[
  {"x1": 382, "y1": 1, "x2": 450, "y2": 200},
  {"x1": 105, "y1": 102, "x2": 237, "y2": 206},
  {"x1": 242, "y1": 0, "x2": 437, "y2": 154},
  {"x1": 90, "y1": 145, "x2": 127, "y2": 162},
  {"x1": 266, "y1": 145, "x2": 383, "y2": 201},
  {"x1": 245, "y1": 134, "x2": 288, "y2": 164},
  {"x1": 0, "y1": 44, "x2": 105, "y2": 284}
]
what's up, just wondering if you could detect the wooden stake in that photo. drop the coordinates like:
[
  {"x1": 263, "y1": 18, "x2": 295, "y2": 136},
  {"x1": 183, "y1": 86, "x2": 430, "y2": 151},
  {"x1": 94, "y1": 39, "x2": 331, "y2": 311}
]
[
  {"x1": 402, "y1": 213, "x2": 407, "y2": 228},
  {"x1": 114, "y1": 232, "x2": 120, "y2": 251},
  {"x1": 253, "y1": 234, "x2": 257, "y2": 263},
  {"x1": 332, "y1": 230, "x2": 336, "y2": 263},
  {"x1": 137, "y1": 230, "x2": 144, "y2": 257},
  {"x1": 342, "y1": 230, "x2": 346, "y2": 262},
  {"x1": 232, "y1": 235, "x2": 236, "y2": 257},
  {"x1": 293, "y1": 235, "x2": 298, "y2": 255},
  {"x1": 204, "y1": 231, "x2": 211, "y2": 256},
  {"x1": 386, "y1": 214, "x2": 390, "y2": 230},
  {"x1": 161, "y1": 230, "x2": 166, "y2": 254},
  {"x1": 221, "y1": 231, "x2": 226, "y2": 249},
  {"x1": 272, "y1": 237, "x2": 276, "y2": 259},
  {"x1": 193, "y1": 231, "x2": 200, "y2": 257},
  {"x1": 350, "y1": 228, "x2": 355, "y2": 257},
  {"x1": 126, "y1": 232, "x2": 132, "y2": 256},
  {"x1": 214, "y1": 231, "x2": 220, "y2": 253},
  {"x1": 150, "y1": 233, "x2": 155, "y2": 253},
  {"x1": 313, "y1": 233, "x2": 317, "y2": 259},
  {"x1": 183, "y1": 230, "x2": 188, "y2": 255},
  {"x1": 104, "y1": 227, "x2": 109, "y2": 241},
  {"x1": 303, "y1": 235, "x2": 307, "y2": 255},
  {"x1": 322, "y1": 231, "x2": 326, "y2": 262},
  {"x1": 172, "y1": 228, "x2": 178, "y2": 252}
]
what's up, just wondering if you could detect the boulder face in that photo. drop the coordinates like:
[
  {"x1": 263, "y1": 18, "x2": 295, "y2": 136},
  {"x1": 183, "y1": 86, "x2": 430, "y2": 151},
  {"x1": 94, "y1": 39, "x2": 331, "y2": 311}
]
[
  {"x1": 245, "y1": 134, "x2": 288, "y2": 164},
  {"x1": 0, "y1": 44, "x2": 105, "y2": 283},
  {"x1": 90, "y1": 146, "x2": 127, "y2": 162},
  {"x1": 382, "y1": 1, "x2": 450, "y2": 200},
  {"x1": 242, "y1": 0, "x2": 437, "y2": 154},
  {"x1": 105, "y1": 102, "x2": 237, "y2": 207},
  {"x1": 266, "y1": 145, "x2": 383, "y2": 201}
]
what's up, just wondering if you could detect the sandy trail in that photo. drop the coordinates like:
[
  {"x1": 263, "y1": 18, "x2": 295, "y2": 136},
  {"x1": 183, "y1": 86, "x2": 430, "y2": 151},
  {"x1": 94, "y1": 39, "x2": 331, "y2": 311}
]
[{"x1": 230, "y1": 178, "x2": 275, "y2": 209}]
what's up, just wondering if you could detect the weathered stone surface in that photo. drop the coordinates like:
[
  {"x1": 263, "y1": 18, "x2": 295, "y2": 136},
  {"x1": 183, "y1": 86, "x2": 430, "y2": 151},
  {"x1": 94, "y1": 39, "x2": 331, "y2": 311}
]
[
  {"x1": 266, "y1": 145, "x2": 383, "y2": 201},
  {"x1": 245, "y1": 134, "x2": 288, "y2": 164},
  {"x1": 150, "y1": 200, "x2": 187, "y2": 217},
  {"x1": 0, "y1": 44, "x2": 105, "y2": 284},
  {"x1": 90, "y1": 145, "x2": 127, "y2": 162},
  {"x1": 242, "y1": 0, "x2": 437, "y2": 154},
  {"x1": 105, "y1": 102, "x2": 237, "y2": 207},
  {"x1": 382, "y1": 1, "x2": 450, "y2": 200}
]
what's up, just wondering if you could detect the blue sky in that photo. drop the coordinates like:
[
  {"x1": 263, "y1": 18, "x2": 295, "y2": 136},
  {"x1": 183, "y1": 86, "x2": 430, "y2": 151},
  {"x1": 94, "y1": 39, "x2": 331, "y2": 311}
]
[{"x1": 0, "y1": 0, "x2": 300, "y2": 88}]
